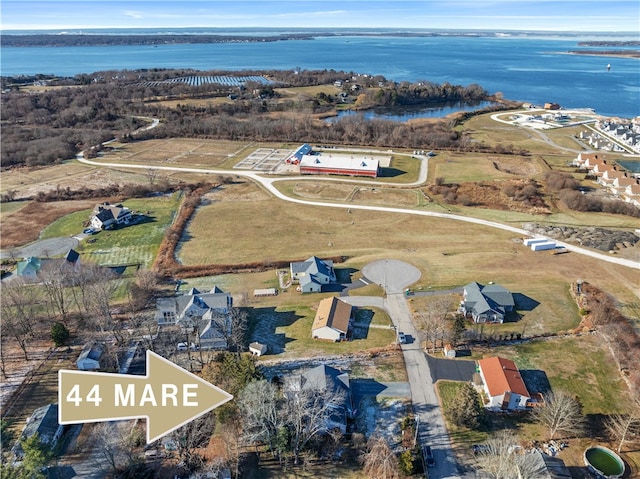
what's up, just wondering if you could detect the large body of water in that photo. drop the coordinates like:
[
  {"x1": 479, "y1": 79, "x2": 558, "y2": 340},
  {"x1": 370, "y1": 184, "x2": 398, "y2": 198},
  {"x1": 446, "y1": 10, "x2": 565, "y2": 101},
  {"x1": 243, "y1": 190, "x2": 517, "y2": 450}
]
[{"x1": 1, "y1": 30, "x2": 639, "y2": 119}]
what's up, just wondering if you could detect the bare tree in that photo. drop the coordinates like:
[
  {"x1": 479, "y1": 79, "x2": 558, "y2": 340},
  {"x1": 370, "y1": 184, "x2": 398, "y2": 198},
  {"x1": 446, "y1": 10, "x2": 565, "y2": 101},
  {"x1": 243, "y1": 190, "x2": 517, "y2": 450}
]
[
  {"x1": 532, "y1": 390, "x2": 586, "y2": 440},
  {"x1": 239, "y1": 380, "x2": 286, "y2": 462},
  {"x1": 239, "y1": 379, "x2": 283, "y2": 458},
  {"x1": 227, "y1": 308, "x2": 248, "y2": 352},
  {"x1": 605, "y1": 404, "x2": 640, "y2": 453},
  {"x1": 359, "y1": 435, "x2": 400, "y2": 479},
  {"x1": 38, "y1": 262, "x2": 69, "y2": 321},
  {"x1": 415, "y1": 294, "x2": 455, "y2": 352},
  {"x1": 475, "y1": 430, "x2": 546, "y2": 479},
  {"x1": 284, "y1": 376, "x2": 345, "y2": 465},
  {"x1": 92, "y1": 422, "x2": 135, "y2": 476},
  {"x1": 84, "y1": 268, "x2": 120, "y2": 336},
  {"x1": 146, "y1": 167, "x2": 159, "y2": 185},
  {"x1": 170, "y1": 413, "x2": 216, "y2": 472},
  {"x1": 0, "y1": 280, "x2": 40, "y2": 360}
]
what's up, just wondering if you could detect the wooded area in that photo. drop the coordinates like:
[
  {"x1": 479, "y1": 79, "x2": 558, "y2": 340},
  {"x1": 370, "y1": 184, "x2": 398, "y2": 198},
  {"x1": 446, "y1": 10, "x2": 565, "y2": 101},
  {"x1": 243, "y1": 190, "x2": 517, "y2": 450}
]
[{"x1": 1, "y1": 68, "x2": 507, "y2": 169}]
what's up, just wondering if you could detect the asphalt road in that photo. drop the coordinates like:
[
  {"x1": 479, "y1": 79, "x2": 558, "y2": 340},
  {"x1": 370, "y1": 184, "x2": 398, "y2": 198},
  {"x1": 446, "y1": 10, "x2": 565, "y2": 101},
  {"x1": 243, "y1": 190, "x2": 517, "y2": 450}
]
[
  {"x1": 75, "y1": 155, "x2": 640, "y2": 270},
  {"x1": 344, "y1": 260, "x2": 464, "y2": 479}
]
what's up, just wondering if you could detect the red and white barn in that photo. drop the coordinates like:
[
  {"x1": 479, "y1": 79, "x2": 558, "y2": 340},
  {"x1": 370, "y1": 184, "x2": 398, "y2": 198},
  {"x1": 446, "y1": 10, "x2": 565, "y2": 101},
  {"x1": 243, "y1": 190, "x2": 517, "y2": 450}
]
[{"x1": 299, "y1": 154, "x2": 380, "y2": 178}]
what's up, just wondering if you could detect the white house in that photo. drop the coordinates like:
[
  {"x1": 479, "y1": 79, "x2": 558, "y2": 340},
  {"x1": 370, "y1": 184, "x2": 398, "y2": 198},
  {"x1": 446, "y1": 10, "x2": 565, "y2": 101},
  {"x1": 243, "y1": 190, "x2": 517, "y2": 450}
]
[
  {"x1": 311, "y1": 296, "x2": 352, "y2": 342},
  {"x1": 477, "y1": 356, "x2": 531, "y2": 410},
  {"x1": 91, "y1": 202, "x2": 133, "y2": 230},
  {"x1": 290, "y1": 256, "x2": 336, "y2": 293},
  {"x1": 249, "y1": 342, "x2": 268, "y2": 356}
]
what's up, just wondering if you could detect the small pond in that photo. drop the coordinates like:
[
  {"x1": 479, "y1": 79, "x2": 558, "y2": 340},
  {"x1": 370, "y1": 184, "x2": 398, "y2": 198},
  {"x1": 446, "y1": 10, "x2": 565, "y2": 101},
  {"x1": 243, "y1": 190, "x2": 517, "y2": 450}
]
[{"x1": 325, "y1": 100, "x2": 497, "y2": 123}]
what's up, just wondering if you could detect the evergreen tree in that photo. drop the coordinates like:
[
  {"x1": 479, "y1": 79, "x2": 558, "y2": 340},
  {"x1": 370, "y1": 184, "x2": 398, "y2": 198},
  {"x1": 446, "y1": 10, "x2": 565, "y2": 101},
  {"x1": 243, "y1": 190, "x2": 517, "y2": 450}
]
[
  {"x1": 20, "y1": 433, "x2": 53, "y2": 478},
  {"x1": 447, "y1": 383, "x2": 485, "y2": 429},
  {"x1": 50, "y1": 322, "x2": 70, "y2": 347}
]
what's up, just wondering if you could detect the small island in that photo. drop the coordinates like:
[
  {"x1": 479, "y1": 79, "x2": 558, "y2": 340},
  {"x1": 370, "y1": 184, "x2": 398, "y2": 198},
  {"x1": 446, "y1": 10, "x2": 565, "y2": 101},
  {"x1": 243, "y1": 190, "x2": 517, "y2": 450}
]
[
  {"x1": 568, "y1": 49, "x2": 640, "y2": 59},
  {"x1": 568, "y1": 40, "x2": 640, "y2": 59}
]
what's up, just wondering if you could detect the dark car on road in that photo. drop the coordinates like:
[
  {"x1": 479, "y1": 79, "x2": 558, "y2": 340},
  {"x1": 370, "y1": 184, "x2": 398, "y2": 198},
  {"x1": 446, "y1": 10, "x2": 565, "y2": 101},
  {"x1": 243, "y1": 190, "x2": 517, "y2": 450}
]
[{"x1": 423, "y1": 445, "x2": 435, "y2": 467}]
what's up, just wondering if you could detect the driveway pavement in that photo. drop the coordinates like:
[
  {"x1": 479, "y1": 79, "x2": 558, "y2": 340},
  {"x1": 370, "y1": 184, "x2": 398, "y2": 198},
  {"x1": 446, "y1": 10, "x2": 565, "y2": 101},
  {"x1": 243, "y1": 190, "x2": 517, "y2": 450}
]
[
  {"x1": 426, "y1": 355, "x2": 477, "y2": 383},
  {"x1": 351, "y1": 380, "x2": 411, "y2": 410},
  {"x1": 0, "y1": 237, "x2": 79, "y2": 260}
]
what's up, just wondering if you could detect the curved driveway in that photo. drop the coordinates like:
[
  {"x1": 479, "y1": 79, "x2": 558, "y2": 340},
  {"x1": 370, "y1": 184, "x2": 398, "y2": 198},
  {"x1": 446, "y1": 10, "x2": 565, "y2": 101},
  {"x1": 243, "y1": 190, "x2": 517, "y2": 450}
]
[{"x1": 76, "y1": 155, "x2": 639, "y2": 270}]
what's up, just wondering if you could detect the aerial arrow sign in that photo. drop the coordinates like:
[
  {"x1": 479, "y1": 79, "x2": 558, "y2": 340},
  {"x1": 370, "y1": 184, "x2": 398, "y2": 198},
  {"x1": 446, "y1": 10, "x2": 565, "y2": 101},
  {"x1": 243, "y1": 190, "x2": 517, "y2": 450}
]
[{"x1": 58, "y1": 350, "x2": 233, "y2": 444}]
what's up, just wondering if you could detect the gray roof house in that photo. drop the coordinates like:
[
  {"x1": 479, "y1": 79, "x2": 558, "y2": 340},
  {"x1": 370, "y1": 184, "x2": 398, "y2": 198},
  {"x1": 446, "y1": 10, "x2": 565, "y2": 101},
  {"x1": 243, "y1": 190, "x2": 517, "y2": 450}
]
[
  {"x1": 15, "y1": 249, "x2": 80, "y2": 281},
  {"x1": 90, "y1": 202, "x2": 133, "y2": 230},
  {"x1": 290, "y1": 256, "x2": 336, "y2": 293},
  {"x1": 285, "y1": 364, "x2": 353, "y2": 433},
  {"x1": 461, "y1": 282, "x2": 515, "y2": 323},
  {"x1": 528, "y1": 450, "x2": 572, "y2": 478},
  {"x1": 155, "y1": 286, "x2": 233, "y2": 350},
  {"x1": 76, "y1": 343, "x2": 104, "y2": 370},
  {"x1": 12, "y1": 404, "x2": 64, "y2": 458}
]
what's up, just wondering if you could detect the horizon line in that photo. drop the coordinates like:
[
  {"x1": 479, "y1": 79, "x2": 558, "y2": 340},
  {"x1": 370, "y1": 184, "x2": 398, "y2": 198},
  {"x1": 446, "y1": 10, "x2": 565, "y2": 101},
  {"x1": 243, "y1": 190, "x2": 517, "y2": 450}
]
[{"x1": 2, "y1": 26, "x2": 638, "y2": 34}]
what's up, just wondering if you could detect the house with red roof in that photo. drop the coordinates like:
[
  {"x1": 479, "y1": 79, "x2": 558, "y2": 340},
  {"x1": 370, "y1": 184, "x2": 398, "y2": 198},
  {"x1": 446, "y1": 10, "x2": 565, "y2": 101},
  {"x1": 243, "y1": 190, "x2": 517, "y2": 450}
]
[{"x1": 477, "y1": 356, "x2": 531, "y2": 410}]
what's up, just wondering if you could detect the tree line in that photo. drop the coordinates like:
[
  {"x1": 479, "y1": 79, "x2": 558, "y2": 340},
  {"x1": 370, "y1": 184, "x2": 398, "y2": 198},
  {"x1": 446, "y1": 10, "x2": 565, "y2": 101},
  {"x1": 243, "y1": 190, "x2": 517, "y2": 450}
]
[{"x1": 1, "y1": 68, "x2": 507, "y2": 170}]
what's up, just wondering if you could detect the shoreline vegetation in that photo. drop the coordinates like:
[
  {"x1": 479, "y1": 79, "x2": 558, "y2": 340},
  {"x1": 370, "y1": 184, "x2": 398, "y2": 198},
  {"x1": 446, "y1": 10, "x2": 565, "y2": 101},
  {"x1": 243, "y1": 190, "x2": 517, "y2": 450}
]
[{"x1": 3, "y1": 32, "x2": 639, "y2": 48}]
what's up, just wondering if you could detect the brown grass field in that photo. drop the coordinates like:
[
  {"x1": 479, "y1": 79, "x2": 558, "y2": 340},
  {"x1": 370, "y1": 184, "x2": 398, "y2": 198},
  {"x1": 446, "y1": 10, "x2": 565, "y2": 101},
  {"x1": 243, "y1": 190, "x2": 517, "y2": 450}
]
[
  {"x1": 178, "y1": 179, "x2": 639, "y2": 335},
  {"x1": 2, "y1": 108, "x2": 640, "y2": 475}
]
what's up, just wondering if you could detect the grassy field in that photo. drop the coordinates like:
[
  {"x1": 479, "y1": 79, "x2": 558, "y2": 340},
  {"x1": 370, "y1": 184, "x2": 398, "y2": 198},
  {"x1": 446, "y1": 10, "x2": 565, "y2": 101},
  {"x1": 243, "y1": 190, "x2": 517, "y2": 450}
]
[
  {"x1": 0, "y1": 200, "x2": 28, "y2": 218},
  {"x1": 40, "y1": 194, "x2": 181, "y2": 267},
  {"x1": 178, "y1": 179, "x2": 639, "y2": 329},
  {"x1": 491, "y1": 334, "x2": 634, "y2": 415}
]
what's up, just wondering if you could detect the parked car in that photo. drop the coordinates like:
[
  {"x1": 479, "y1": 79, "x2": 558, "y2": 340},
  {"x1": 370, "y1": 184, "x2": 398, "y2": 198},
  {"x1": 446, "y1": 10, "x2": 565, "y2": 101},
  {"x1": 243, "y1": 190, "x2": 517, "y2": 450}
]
[
  {"x1": 177, "y1": 342, "x2": 197, "y2": 351},
  {"x1": 397, "y1": 332, "x2": 406, "y2": 344},
  {"x1": 423, "y1": 445, "x2": 435, "y2": 467},
  {"x1": 83, "y1": 227, "x2": 97, "y2": 234}
]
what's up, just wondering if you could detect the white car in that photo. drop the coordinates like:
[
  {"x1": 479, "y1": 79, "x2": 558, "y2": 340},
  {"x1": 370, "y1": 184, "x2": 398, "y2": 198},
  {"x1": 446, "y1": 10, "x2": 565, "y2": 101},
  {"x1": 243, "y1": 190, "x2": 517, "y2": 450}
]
[
  {"x1": 177, "y1": 342, "x2": 197, "y2": 351},
  {"x1": 397, "y1": 332, "x2": 406, "y2": 344}
]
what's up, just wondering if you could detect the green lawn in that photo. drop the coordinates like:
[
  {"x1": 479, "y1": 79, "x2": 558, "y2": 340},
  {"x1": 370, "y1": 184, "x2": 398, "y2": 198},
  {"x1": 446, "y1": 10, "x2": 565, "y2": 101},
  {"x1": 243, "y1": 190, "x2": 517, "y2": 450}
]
[
  {"x1": 436, "y1": 381, "x2": 488, "y2": 445},
  {"x1": 0, "y1": 200, "x2": 28, "y2": 218},
  {"x1": 248, "y1": 302, "x2": 396, "y2": 359},
  {"x1": 41, "y1": 194, "x2": 181, "y2": 267},
  {"x1": 493, "y1": 335, "x2": 633, "y2": 415}
]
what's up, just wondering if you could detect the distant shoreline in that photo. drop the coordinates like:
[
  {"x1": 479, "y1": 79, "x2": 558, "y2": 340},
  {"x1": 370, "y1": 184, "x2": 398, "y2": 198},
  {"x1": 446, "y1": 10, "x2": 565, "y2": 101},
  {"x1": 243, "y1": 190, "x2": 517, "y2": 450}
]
[
  {"x1": 3, "y1": 32, "x2": 639, "y2": 48},
  {"x1": 567, "y1": 50, "x2": 640, "y2": 59}
]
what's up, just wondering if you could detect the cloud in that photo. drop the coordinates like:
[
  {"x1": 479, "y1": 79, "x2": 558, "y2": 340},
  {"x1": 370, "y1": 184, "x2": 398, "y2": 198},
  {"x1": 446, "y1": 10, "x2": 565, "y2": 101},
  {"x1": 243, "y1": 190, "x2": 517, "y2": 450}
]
[{"x1": 123, "y1": 10, "x2": 144, "y2": 19}]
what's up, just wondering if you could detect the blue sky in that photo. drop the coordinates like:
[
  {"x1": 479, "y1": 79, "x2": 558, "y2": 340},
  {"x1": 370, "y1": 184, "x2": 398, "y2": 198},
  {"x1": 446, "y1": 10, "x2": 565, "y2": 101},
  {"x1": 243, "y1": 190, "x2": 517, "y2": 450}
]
[{"x1": 1, "y1": 1, "x2": 639, "y2": 32}]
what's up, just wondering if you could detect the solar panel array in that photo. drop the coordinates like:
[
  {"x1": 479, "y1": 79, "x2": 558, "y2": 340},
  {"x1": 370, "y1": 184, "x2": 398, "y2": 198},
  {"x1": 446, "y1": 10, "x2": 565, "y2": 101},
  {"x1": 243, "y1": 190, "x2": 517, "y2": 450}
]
[{"x1": 139, "y1": 75, "x2": 272, "y2": 88}]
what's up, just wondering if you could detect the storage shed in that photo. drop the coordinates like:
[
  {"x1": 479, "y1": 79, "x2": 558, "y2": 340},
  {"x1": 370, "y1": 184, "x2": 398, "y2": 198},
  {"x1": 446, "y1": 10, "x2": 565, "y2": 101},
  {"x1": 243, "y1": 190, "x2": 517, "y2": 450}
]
[
  {"x1": 531, "y1": 241, "x2": 556, "y2": 251},
  {"x1": 249, "y1": 342, "x2": 268, "y2": 356}
]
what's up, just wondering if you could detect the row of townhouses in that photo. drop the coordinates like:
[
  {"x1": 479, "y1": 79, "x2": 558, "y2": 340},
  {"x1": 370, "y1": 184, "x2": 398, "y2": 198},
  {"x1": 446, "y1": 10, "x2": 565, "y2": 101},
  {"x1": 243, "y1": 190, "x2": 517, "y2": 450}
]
[{"x1": 573, "y1": 153, "x2": 640, "y2": 207}]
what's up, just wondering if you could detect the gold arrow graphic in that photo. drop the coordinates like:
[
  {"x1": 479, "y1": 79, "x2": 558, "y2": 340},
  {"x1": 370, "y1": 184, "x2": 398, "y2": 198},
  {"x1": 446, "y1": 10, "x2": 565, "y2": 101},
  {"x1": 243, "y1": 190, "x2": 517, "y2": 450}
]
[{"x1": 58, "y1": 350, "x2": 233, "y2": 443}]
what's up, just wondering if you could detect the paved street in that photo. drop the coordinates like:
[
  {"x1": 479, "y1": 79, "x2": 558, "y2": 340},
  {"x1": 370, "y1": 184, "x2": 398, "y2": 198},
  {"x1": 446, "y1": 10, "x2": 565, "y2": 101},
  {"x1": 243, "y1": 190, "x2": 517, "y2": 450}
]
[{"x1": 345, "y1": 260, "x2": 464, "y2": 478}]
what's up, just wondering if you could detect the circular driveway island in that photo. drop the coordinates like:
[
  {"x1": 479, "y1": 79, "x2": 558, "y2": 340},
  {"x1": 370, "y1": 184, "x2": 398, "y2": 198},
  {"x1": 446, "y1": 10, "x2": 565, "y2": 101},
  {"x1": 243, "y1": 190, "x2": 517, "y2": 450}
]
[{"x1": 362, "y1": 259, "x2": 421, "y2": 294}]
